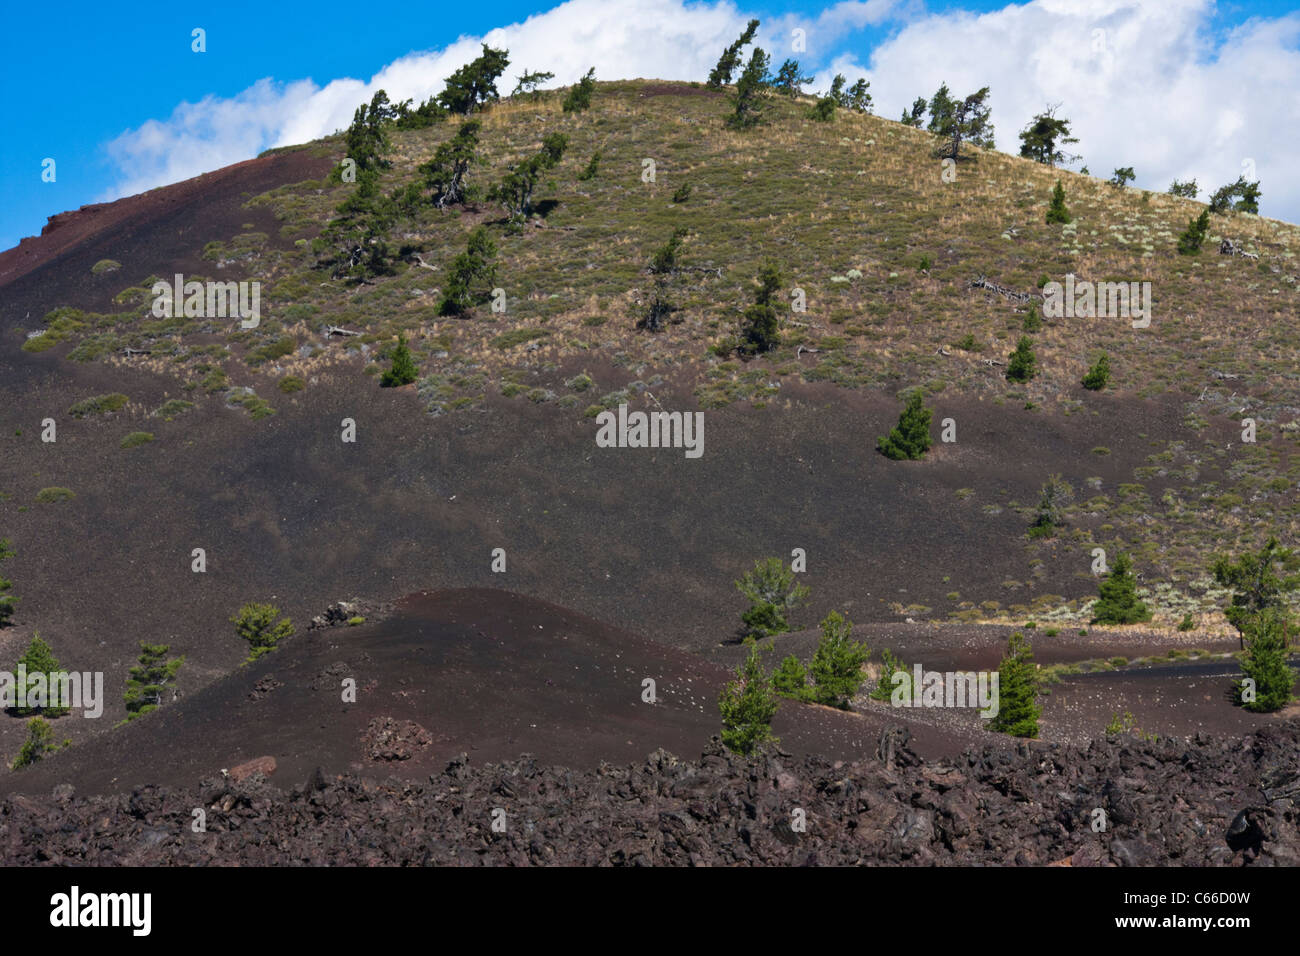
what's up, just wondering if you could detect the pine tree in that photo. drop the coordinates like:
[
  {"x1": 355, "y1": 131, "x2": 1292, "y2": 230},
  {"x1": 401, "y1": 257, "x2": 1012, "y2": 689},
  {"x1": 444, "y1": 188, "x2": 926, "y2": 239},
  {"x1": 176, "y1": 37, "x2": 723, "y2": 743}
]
[
  {"x1": 1045, "y1": 180, "x2": 1071, "y2": 224},
  {"x1": 511, "y1": 69, "x2": 555, "y2": 100},
  {"x1": 440, "y1": 227, "x2": 498, "y2": 315},
  {"x1": 738, "y1": 263, "x2": 782, "y2": 354},
  {"x1": 1006, "y1": 336, "x2": 1036, "y2": 382},
  {"x1": 735, "y1": 556, "x2": 809, "y2": 640},
  {"x1": 707, "y1": 18, "x2": 760, "y2": 87},
  {"x1": 1109, "y1": 167, "x2": 1135, "y2": 189},
  {"x1": 718, "y1": 641, "x2": 779, "y2": 755},
  {"x1": 726, "y1": 48, "x2": 772, "y2": 129},
  {"x1": 1177, "y1": 209, "x2": 1210, "y2": 254},
  {"x1": 640, "y1": 228, "x2": 686, "y2": 332},
  {"x1": 231, "y1": 603, "x2": 294, "y2": 664},
  {"x1": 772, "y1": 654, "x2": 811, "y2": 701},
  {"x1": 1082, "y1": 352, "x2": 1110, "y2": 390},
  {"x1": 1022, "y1": 302, "x2": 1043, "y2": 332},
  {"x1": 12, "y1": 634, "x2": 68, "y2": 717},
  {"x1": 1017, "y1": 106, "x2": 1079, "y2": 167},
  {"x1": 871, "y1": 648, "x2": 909, "y2": 703},
  {"x1": 380, "y1": 333, "x2": 419, "y2": 387},
  {"x1": 931, "y1": 86, "x2": 993, "y2": 159},
  {"x1": 1028, "y1": 474, "x2": 1073, "y2": 538},
  {"x1": 489, "y1": 132, "x2": 567, "y2": 224},
  {"x1": 0, "y1": 537, "x2": 16, "y2": 627},
  {"x1": 1234, "y1": 607, "x2": 1295, "y2": 713},
  {"x1": 1212, "y1": 537, "x2": 1300, "y2": 649},
  {"x1": 414, "y1": 120, "x2": 481, "y2": 209},
  {"x1": 562, "y1": 68, "x2": 596, "y2": 113},
  {"x1": 899, "y1": 97, "x2": 926, "y2": 127},
  {"x1": 771, "y1": 59, "x2": 810, "y2": 96},
  {"x1": 124, "y1": 642, "x2": 185, "y2": 719},
  {"x1": 1091, "y1": 552, "x2": 1152, "y2": 625},
  {"x1": 437, "y1": 44, "x2": 510, "y2": 115},
  {"x1": 10, "y1": 717, "x2": 66, "y2": 770},
  {"x1": 877, "y1": 391, "x2": 933, "y2": 461},
  {"x1": 990, "y1": 632, "x2": 1040, "y2": 737},
  {"x1": 1167, "y1": 179, "x2": 1199, "y2": 198},
  {"x1": 808, "y1": 611, "x2": 870, "y2": 709}
]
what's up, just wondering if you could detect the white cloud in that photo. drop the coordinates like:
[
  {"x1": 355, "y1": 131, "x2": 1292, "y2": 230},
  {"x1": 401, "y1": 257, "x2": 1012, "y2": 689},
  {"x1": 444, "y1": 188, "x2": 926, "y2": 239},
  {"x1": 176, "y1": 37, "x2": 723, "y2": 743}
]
[
  {"x1": 101, "y1": 0, "x2": 1300, "y2": 222},
  {"x1": 843, "y1": 0, "x2": 1300, "y2": 219}
]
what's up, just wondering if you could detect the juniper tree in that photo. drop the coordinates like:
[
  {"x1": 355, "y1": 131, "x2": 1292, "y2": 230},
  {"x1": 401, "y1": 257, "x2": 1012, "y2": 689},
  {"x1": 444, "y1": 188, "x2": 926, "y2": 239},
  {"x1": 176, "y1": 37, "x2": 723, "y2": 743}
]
[
  {"x1": 726, "y1": 48, "x2": 772, "y2": 129},
  {"x1": 1006, "y1": 336, "x2": 1036, "y2": 382},
  {"x1": 1091, "y1": 552, "x2": 1152, "y2": 625},
  {"x1": 1017, "y1": 105, "x2": 1079, "y2": 167},
  {"x1": 438, "y1": 44, "x2": 510, "y2": 115},
  {"x1": 640, "y1": 228, "x2": 686, "y2": 332},
  {"x1": 12, "y1": 634, "x2": 69, "y2": 717},
  {"x1": 718, "y1": 640, "x2": 779, "y2": 755},
  {"x1": 0, "y1": 538, "x2": 16, "y2": 627},
  {"x1": 562, "y1": 68, "x2": 596, "y2": 113},
  {"x1": 735, "y1": 556, "x2": 809, "y2": 640},
  {"x1": 708, "y1": 18, "x2": 760, "y2": 87},
  {"x1": 1045, "y1": 180, "x2": 1071, "y2": 224},
  {"x1": 124, "y1": 642, "x2": 185, "y2": 719},
  {"x1": 440, "y1": 227, "x2": 498, "y2": 315},
  {"x1": 738, "y1": 263, "x2": 782, "y2": 355},
  {"x1": 990, "y1": 632, "x2": 1040, "y2": 738},
  {"x1": 232, "y1": 603, "x2": 294, "y2": 664},
  {"x1": 1082, "y1": 352, "x2": 1110, "y2": 390},
  {"x1": 809, "y1": 611, "x2": 870, "y2": 709},
  {"x1": 877, "y1": 391, "x2": 933, "y2": 461},
  {"x1": 512, "y1": 69, "x2": 555, "y2": 99},
  {"x1": 380, "y1": 333, "x2": 419, "y2": 387},
  {"x1": 808, "y1": 95, "x2": 836, "y2": 122},
  {"x1": 771, "y1": 59, "x2": 811, "y2": 96},
  {"x1": 489, "y1": 132, "x2": 567, "y2": 224},
  {"x1": 1234, "y1": 606, "x2": 1295, "y2": 713},
  {"x1": 1176, "y1": 209, "x2": 1210, "y2": 254},
  {"x1": 1212, "y1": 537, "x2": 1300, "y2": 649}
]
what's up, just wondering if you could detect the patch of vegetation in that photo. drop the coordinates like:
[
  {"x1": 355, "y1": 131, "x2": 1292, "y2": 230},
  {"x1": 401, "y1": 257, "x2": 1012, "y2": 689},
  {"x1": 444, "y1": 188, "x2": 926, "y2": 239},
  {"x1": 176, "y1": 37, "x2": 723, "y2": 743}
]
[{"x1": 120, "y1": 431, "x2": 155, "y2": 449}]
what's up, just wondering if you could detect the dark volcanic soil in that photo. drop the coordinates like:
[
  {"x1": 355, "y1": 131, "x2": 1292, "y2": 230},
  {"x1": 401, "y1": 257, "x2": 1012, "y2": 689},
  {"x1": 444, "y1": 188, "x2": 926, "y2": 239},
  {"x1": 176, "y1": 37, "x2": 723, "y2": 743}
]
[{"x1": 4, "y1": 720, "x2": 1297, "y2": 866}]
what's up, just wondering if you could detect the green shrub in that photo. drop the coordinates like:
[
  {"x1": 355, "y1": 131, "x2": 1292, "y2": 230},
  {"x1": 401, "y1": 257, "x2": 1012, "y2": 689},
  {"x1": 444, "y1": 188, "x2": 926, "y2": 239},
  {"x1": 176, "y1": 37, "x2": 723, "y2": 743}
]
[
  {"x1": 91, "y1": 259, "x2": 121, "y2": 275},
  {"x1": 1045, "y1": 180, "x2": 1071, "y2": 224},
  {"x1": 68, "y1": 393, "x2": 129, "y2": 418},
  {"x1": 279, "y1": 376, "x2": 306, "y2": 393},
  {"x1": 772, "y1": 654, "x2": 811, "y2": 701},
  {"x1": 120, "y1": 431, "x2": 155, "y2": 449},
  {"x1": 1006, "y1": 336, "x2": 1036, "y2": 383},
  {"x1": 35, "y1": 487, "x2": 75, "y2": 504},
  {"x1": 124, "y1": 642, "x2": 185, "y2": 719},
  {"x1": 1177, "y1": 209, "x2": 1210, "y2": 255},
  {"x1": 871, "y1": 648, "x2": 908, "y2": 702},
  {"x1": 12, "y1": 634, "x2": 69, "y2": 716},
  {"x1": 1234, "y1": 607, "x2": 1296, "y2": 713},
  {"x1": 380, "y1": 333, "x2": 419, "y2": 387}
]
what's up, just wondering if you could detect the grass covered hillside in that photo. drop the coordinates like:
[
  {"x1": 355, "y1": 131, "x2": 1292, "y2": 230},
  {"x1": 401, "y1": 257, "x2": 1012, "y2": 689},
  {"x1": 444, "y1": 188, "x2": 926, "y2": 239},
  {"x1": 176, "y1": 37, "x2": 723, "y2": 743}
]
[{"x1": 10, "y1": 75, "x2": 1300, "y2": 625}]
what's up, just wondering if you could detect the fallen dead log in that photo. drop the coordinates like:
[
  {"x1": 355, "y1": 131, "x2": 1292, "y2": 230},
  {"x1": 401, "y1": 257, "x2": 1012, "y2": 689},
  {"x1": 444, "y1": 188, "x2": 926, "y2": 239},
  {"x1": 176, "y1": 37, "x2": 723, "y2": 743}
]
[
  {"x1": 121, "y1": 347, "x2": 152, "y2": 356},
  {"x1": 325, "y1": 325, "x2": 361, "y2": 337},
  {"x1": 969, "y1": 275, "x2": 1035, "y2": 304}
]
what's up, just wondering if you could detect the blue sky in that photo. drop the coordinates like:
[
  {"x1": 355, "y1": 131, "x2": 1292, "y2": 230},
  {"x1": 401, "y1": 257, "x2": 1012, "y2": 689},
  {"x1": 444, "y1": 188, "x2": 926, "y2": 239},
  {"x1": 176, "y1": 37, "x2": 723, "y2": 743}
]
[{"x1": 2, "y1": 0, "x2": 1298, "y2": 252}]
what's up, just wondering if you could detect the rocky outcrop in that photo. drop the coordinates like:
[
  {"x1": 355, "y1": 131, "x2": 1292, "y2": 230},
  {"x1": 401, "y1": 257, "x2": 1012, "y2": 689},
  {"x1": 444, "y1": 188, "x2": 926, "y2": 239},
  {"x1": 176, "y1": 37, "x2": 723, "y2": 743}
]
[{"x1": 3, "y1": 721, "x2": 1297, "y2": 866}]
